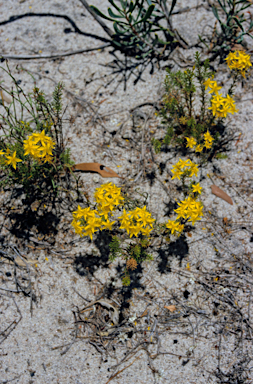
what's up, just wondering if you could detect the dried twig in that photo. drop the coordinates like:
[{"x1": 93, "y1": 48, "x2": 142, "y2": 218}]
[{"x1": 1, "y1": 45, "x2": 110, "y2": 60}]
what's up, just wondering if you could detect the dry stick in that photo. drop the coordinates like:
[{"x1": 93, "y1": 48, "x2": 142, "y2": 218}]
[
  {"x1": 78, "y1": 0, "x2": 114, "y2": 38},
  {"x1": 10, "y1": 245, "x2": 34, "y2": 315},
  {"x1": 105, "y1": 356, "x2": 140, "y2": 384},
  {"x1": 0, "y1": 374, "x2": 23, "y2": 384},
  {"x1": 0, "y1": 293, "x2": 22, "y2": 344},
  {"x1": 155, "y1": 0, "x2": 188, "y2": 50},
  {"x1": 0, "y1": 45, "x2": 110, "y2": 60},
  {"x1": 248, "y1": 290, "x2": 253, "y2": 325}
]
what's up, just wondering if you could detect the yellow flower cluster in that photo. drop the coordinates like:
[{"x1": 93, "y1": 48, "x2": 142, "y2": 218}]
[
  {"x1": 174, "y1": 196, "x2": 203, "y2": 225},
  {"x1": 171, "y1": 158, "x2": 199, "y2": 180},
  {"x1": 203, "y1": 131, "x2": 214, "y2": 149},
  {"x1": 185, "y1": 131, "x2": 214, "y2": 153},
  {"x1": 167, "y1": 158, "x2": 204, "y2": 235},
  {"x1": 204, "y1": 77, "x2": 238, "y2": 118},
  {"x1": 94, "y1": 182, "x2": 124, "y2": 218},
  {"x1": 166, "y1": 219, "x2": 184, "y2": 234},
  {"x1": 118, "y1": 206, "x2": 155, "y2": 238},
  {"x1": 203, "y1": 79, "x2": 222, "y2": 94},
  {"x1": 71, "y1": 184, "x2": 154, "y2": 240},
  {"x1": 225, "y1": 50, "x2": 252, "y2": 78},
  {"x1": 166, "y1": 192, "x2": 203, "y2": 235},
  {"x1": 0, "y1": 149, "x2": 22, "y2": 169},
  {"x1": 72, "y1": 183, "x2": 124, "y2": 240},
  {"x1": 208, "y1": 93, "x2": 238, "y2": 118},
  {"x1": 23, "y1": 130, "x2": 55, "y2": 163},
  {"x1": 72, "y1": 206, "x2": 103, "y2": 240}
]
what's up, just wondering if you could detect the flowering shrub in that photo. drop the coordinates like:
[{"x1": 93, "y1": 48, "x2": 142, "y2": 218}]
[
  {"x1": 71, "y1": 182, "x2": 155, "y2": 285},
  {"x1": 153, "y1": 51, "x2": 250, "y2": 153},
  {"x1": 165, "y1": 159, "x2": 204, "y2": 237},
  {"x1": 71, "y1": 161, "x2": 207, "y2": 284},
  {"x1": 0, "y1": 61, "x2": 75, "y2": 204},
  {"x1": 71, "y1": 183, "x2": 124, "y2": 239},
  {"x1": 23, "y1": 131, "x2": 55, "y2": 163}
]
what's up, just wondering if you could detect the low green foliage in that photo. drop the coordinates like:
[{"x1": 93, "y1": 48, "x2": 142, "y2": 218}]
[
  {"x1": 109, "y1": 235, "x2": 122, "y2": 262},
  {"x1": 0, "y1": 60, "x2": 75, "y2": 203},
  {"x1": 211, "y1": 0, "x2": 253, "y2": 55},
  {"x1": 154, "y1": 51, "x2": 247, "y2": 153},
  {"x1": 109, "y1": 235, "x2": 153, "y2": 286},
  {"x1": 216, "y1": 152, "x2": 228, "y2": 159},
  {"x1": 90, "y1": 0, "x2": 185, "y2": 58}
]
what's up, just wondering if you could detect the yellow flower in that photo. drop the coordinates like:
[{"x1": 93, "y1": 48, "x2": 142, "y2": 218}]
[
  {"x1": 204, "y1": 140, "x2": 212, "y2": 149},
  {"x1": 119, "y1": 207, "x2": 154, "y2": 238},
  {"x1": 141, "y1": 226, "x2": 152, "y2": 236},
  {"x1": 181, "y1": 196, "x2": 195, "y2": 211},
  {"x1": 203, "y1": 78, "x2": 215, "y2": 90},
  {"x1": 102, "y1": 220, "x2": 116, "y2": 230},
  {"x1": 0, "y1": 150, "x2": 5, "y2": 156},
  {"x1": 177, "y1": 224, "x2": 184, "y2": 233},
  {"x1": 118, "y1": 209, "x2": 131, "y2": 226},
  {"x1": 225, "y1": 50, "x2": 252, "y2": 78},
  {"x1": 204, "y1": 131, "x2": 213, "y2": 143},
  {"x1": 174, "y1": 204, "x2": 187, "y2": 219},
  {"x1": 73, "y1": 205, "x2": 88, "y2": 219},
  {"x1": 23, "y1": 138, "x2": 40, "y2": 157},
  {"x1": 192, "y1": 183, "x2": 202, "y2": 194},
  {"x1": 171, "y1": 168, "x2": 183, "y2": 180},
  {"x1": 191, "y1": 201, "x2": 203, "y2": 218},
  {"x1": 135, "y1": 206, "x2": 155, "y2": 227},
  {"x1": 224, "y1": 94, "x2": 238, "y2": 115},
  {"x1": 23, "y1": 132, "x2": 55, "y2": 160},
  {"x1": 166, "y1": 220, "x2": 180, "y2": 234},
  {"x1": 186, "y1": 137, "x2": 197, "y2": 149},
  {"x1": 195, "y1": 144, "x2": 203, "y2": 153},
  {"x1": 71, "y1": 219, "x2": 84, "y2": 236},
  {"x1": 208, "y1": 81, "x2": 222, "y2": 95},
  {"x1": 178, "y1": 158, "x2": 191, "y2": 169},
  {"x1": 5, "y1": 151, "x2": 22, "y2": 169},
  {"x1": 189, "y1": 163, "x2": 199, "y2": 177}
]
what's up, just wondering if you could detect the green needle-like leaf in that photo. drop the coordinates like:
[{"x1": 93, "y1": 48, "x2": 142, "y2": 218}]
[
  {"x1": 113, "y1": 21, "x2": 128, "y2": 34},
  {"x1": 232, "y1": 15, "x2": 245, "y2": 32},
  {"x1": 135, "y1": 4, "x2": 155, "y2": 24},
  {"x1": 212, "y1": 6, "x2": 220, "y2": 21},
  {"x1": 119, "y1": 0, "x2": 127, "y2": 10},
  {"x1": 128, "y1": 1, "x2": 135, "y2": 13},
  {"x1": 90, "y1": 5, "x2": 116, "y2": 22},
  {"x1": 108, "y1": 7, "x2": 124, "y2": 18},
  {"x1": 108, "y1": 0, "x2": 123, "y2": 13},
  {"x1": 240, "y1": 4, "x2": 251, "y2": 11}
]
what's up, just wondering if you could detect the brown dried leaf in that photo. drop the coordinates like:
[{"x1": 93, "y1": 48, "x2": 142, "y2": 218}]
[
  {"x1": 141, "y1": 309, "x2": 148, "y2": 318},
  {"x1": 223, "y1": 217, "x2": 228, "y2": 225},
  {"x1": 71, "y1": 162, "x2": 121, "y2": 178},
  {"x1": 231, "y1": 44, "x2": 245, "y2": 51},
  {"x1": 3, "y1": 257, "x2": 37, "y2": 267},
  {"x1": 164, "y1": 305, "x2": 176, "y2": 312},
  {"x1": 211, "y1": 185, "x2": 233, "y2": 205}
]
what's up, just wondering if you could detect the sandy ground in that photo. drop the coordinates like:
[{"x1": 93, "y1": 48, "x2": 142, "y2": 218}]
[{"x1": 1, "y1": 0, "x2": 253, "y2": 383}]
